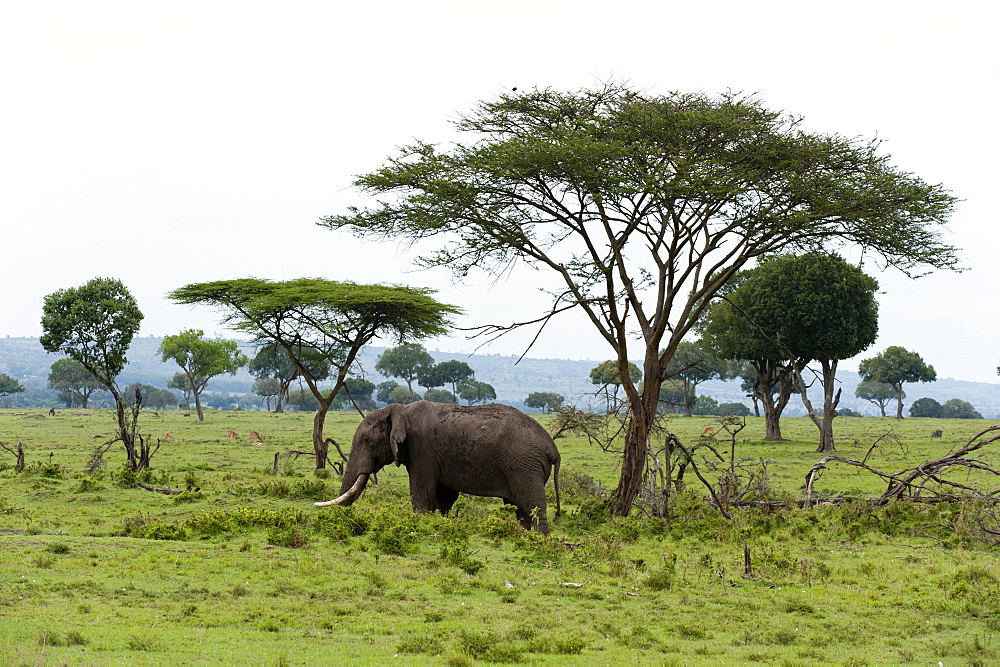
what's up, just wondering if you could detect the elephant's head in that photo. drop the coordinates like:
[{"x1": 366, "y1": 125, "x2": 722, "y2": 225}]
[{"x1": 315, "y1": 403, "x2": 408, "y2": 507}]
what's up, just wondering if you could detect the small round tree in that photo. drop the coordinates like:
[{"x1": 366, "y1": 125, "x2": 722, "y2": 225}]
[
  {"x1": 858, "y1": 346, "x2": 936, "y2": 419},
  {"x1": 704, "y1": 253, "x2": 879, "y2": 452},
  {"x1": 909, "y1": 397, "x2": 943, "y2": 418},
  {"x1": 40, "y1": 277, "x2": 147, "y2": 469}
]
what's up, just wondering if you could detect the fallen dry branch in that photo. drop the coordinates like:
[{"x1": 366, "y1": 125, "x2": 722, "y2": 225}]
[
  {"x1": 136, "y1": 481, "x2": 195, "y2": 495},
  {"x1": 805, "y1": 425, "x2": 1000, "y2": 506}
]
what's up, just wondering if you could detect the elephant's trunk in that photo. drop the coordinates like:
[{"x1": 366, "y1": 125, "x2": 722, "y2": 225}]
[{"x1": 315, "y1": 473, "x2": 369, "y2": 507}]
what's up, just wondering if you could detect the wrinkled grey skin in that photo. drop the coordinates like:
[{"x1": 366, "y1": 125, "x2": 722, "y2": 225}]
[{"x1": 318, "y1": 401, "x2": 561, "y2": 534}]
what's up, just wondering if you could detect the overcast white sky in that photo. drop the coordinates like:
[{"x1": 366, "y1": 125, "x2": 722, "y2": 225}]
[{"x1": 2, "y1": 1, "x2": 998, "y2": 382}]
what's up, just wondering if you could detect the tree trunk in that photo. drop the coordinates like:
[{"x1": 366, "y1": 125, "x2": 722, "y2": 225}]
[
  {"x1": 755, "y1": 360, "x2": 793, "y2": 441},
  {"x1": 610, "y1": 355, "x2": 661, "y2": 517},
  {"x1": 763, "y1": 404, "x2": 783, "y2": 441},
  {"x1": 113, "y1": 386, "x2": 139, "y2": 470},
  {"x1": 313, "y1": 400, "x2": 330, "y2": 469},
  {"x1": 790, "y1": 359, "x2": 840, "y2": 453},
  {"x1": 193, "y1": 388, "x2": 205, "y2": 421},
  {"x1": 895, "y1": 386, "x2": 905, "y2": 419},
  {"x1": 610, "y1": 415, "x2": 649, "y2": 516}
]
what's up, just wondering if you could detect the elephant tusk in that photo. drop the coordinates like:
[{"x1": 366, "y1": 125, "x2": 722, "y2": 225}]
[{"x1": 315, "y1": 473, "x2": 369, "y2": 507}]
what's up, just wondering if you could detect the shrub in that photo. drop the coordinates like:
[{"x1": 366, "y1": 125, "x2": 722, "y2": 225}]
[
  {"x1": 439, "y1": 529, "x2": 485, "y2": 575},
  {"x1": 266, "y1": 526, "x2": 309, "y2": 548},
  {"x1": 74, "y1": 477, "x2": 103, "y2": 493},
  {"x1": 313, "y1": 507, "x2": 370, "y2": 540},
  {"x1": 397, "y1": 633, "x2": 444, "y2": 655},
  {"x1": 644, "y1": 553, "x2": 678, "y2": 591},
  {"x1": 121, "y1": 513, "x2": 188, "y2": 540},
  {"x1": 25, "y1": 460, "x2": 65, "y2": 479}
]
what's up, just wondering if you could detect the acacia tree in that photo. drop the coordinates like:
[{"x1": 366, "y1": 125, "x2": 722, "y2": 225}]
[
  {"x1": 433, "y1": 360, "x2": 474, "y2": 402},
  {"x1": 376, "y1": 343, "x2": 433, "y2": 400},
  {"x1": 159, "y1": 329, "x2": 249, "y2": 421},
  {"x1": 855, "y1": 380, "x2": 899, "y2": 417},
  {"x1": 525, "y1": 391, "x2": 564, "y2": 414},
  {"x1": 40, "y1": 278, "x2": 149, "y2": 469},
  {"x1": 0, "y1": 373, "x2": 25, "y2": 400},
  {"x1": 858, "y1": 346, "x2": 936, "y2": 419},
  {"x1": 459, "y1": 380, "x2": 496, "y2": 405},
  {"x1": 169, "y1": 279, "x2": 458, "y2": 468},
  {"x1": 168, "y1": 373, "x2": 193, "y2": 410},
  {"x1": 590, "y1": 359, "x2": 642, "y2": 410},
  {"x1": 248, "y1": 341, "x2": 330, "y2": 413},
  {"x1": 664, "y1": 341, "x2": 735, "y2": 417},
  {"x1": 320, "y1": 85, "x2": 959, "y2": 515},
  {"x1": 48, "y1": 359, "x2": 105, "y2": 408}
]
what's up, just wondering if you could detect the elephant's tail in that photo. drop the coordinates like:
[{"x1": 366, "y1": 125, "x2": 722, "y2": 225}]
[{"x1": 552, "y1": 455, "x2": 561, "y2": 519}]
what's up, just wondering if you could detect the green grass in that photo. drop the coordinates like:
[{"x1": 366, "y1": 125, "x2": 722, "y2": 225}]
[{"x1": 2, "y1": 408, "x2": 1000, "y2": 664}]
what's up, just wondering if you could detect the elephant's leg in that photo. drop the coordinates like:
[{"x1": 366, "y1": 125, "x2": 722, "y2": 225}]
[
  {"x1": 514, "y1": 491, "x2": 551, "y2": 535},
  {"x1": 435, "y1": 485, "x2": 459, "y2": 516},
  {"x1": 514, "y1": 506, "x2": 531, "y2": 530},
  {"x1": 409, "y1": 474, "x2": 440, "y2": 513}
]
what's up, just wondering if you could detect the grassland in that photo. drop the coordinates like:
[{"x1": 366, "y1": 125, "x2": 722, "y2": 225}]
[{"x1": 2, "y1": 407, "x2": 1000, "y2": 665}]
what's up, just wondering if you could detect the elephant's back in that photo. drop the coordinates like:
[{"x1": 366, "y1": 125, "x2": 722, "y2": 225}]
[{"x1": 415, "y1": 401, "x2": 558, "y2": 455}]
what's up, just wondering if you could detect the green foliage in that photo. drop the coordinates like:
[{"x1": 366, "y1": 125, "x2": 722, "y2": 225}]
[
  {"x1": 942, "y1": 398, "x2": 983, "y2": 419},
  {"x1": 859, "y1": 346, "x2": 936, "y2": 418},
  {"x1": 40, "y1": 277, "x2": 143, "y2": 390},
  {"x1": 439, "y1": 523, "x2": 485, "y2": 574},
  {"x1": 334, "y1": 377, "x2": 377, "y2": 410},
  {"x1": 397, "y1": 633, "x2": 444, "y2": 655},
  {"x1": 458, "y1": 380, "x2": 495, "y2": 405},
  {"x1": 121, "y1": 513, "x2": 189, "y2": 540},
  {"x1": 524, "y1": 391, "x2": 564, "y2": 413},
  {"x1": 159, "y1": 329, "x2": 248, "y2": 419},
  {"x1": 423, "y1": 388, "x2": 456, "y2": 403},
  {"x1": 666, "y1": 341, "x2": 738, "y2": 414},
  {"x1": 692, "y1": 394, "x2": 719, "y2": 415},
  {"x1": 427, "y1": 359, "x2": 474, "y2": 398},
  {"x1": 855, "y1": 380, "x2": 899, "y2": 416},
  {"x1": 266, "y1": 526, "x2": 309, "y2": 548},
  {"x1": 376, "y1": 343, "x2": 434, "y2": 394},
  {"x1": 910, "y1": 397, "x2": 944, "y2": 418},
  {"x1": 367, "y1": 506, "x2": 429, "y2": 556},
  {"x1": 589, "y1": 360, "x2": 642, "y2": 388},
  {"x1": 123, "y1": 383, "x2": 178, "y2": 410},
  {"x1": 24, "y1": 459, "x2": 65, "y2": 478},
  {"x1": 705, "y1": 253, "x2": 879, "y2": 364},
  {"x1": 388, "y1": 385, "x2": 421, "y2": 404},
  {"x1": 0, "y1": 373, "x2": 25, "y2": 398},
  {"x1": 718, "y1": 402, "x2": 751, "y2": 416},
  {"x1": 643, "y1": 553, "x2": 678, "y2": 590}
]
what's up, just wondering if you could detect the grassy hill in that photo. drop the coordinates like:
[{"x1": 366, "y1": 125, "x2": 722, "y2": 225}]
[{"x1": 2, "y1": 336, "x2": 999, "y2": 417}]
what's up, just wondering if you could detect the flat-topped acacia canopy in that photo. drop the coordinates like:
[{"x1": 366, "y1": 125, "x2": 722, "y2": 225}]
[{"x1": 169, "y1": 278, "x2": 460, "y2": 468}]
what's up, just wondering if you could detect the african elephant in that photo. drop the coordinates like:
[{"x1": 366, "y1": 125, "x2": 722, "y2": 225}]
[{"x1": 316, "y1": 401, "x2": 561, "y2": 534}]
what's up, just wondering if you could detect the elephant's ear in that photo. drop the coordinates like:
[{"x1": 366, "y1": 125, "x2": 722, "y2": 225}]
[{"x1": 388, "y1": 404, "x2": 409, "y2": 466}]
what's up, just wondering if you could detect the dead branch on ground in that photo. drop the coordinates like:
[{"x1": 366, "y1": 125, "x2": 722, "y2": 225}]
[{"x1": 804, "y1": 425, "x2": 1000, "y2": 506}]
